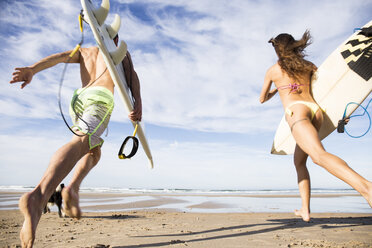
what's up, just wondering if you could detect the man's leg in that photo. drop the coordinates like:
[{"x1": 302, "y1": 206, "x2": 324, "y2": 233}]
[
  {"x1": 62, "y1": 146, "x2": 101, "y2": 219},
  {"x1": 19, "y1": 134, "x2": 90, "y2": 248}
]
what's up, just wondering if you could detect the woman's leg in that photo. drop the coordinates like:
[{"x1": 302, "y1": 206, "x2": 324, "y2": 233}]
[
  {"x1": 293, "y1": 145, "x2": 311, "y2": 221},
  {"x1": 290, "y1": 113, "x2": 372, "y2": 207}
]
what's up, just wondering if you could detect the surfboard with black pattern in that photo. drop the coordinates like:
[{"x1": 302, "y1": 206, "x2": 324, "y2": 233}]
[
  {"x1": 272, "y1": 20, "x2": 372, "y2": 155},
  {"x1": 341, "y1": 27, "x2": 372, "y2": 81}
]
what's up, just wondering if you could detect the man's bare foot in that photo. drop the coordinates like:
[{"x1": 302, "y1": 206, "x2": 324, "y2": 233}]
[
  {"x1": 19, "y1": 191, "x2": 43, "y2": 248},
  {"x1": 62, "y1": 186, "x2": 81, "y2": 219},
  {"x1": 294, "y1": 208, "x2": 310, "y2": 222}
]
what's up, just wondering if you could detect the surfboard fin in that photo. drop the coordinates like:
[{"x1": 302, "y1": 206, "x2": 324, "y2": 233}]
[
  {"x1": 110, "y1": 40, "x2": 127, "y2": 65},
  {"x1": 106, "y1": 14, "x2": 121, "y2": 39},
  {"x1": 93, "y1": 0, "x2": 109, "y2": 26}
]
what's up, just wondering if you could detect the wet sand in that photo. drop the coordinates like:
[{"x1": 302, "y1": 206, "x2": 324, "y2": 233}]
[{"x1": 1, "y1": 190, "x2": 372, "y2": 247}]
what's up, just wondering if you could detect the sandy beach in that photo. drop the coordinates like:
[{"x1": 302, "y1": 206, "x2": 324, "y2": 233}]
[{"x1": 1, "y1": 191, "x2": 372, "y2": 247}]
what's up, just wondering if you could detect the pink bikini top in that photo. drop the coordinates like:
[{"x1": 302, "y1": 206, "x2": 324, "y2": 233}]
[{"x1": 277, "y1": 83, "x2": 307, "y2": 93}]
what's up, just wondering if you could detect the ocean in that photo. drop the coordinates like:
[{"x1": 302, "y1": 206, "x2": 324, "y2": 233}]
[{"x1": 0, "y1": 186, "x2": 370, "y2": 213}]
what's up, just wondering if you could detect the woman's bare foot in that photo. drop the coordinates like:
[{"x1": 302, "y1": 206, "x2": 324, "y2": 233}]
[
  {"x1": 19, "y1": 191, "x2": 43, "y2": 248},
  {"x1": 294, "y1": 208, "x2": 310, "y2": 222},
  {"x1": 362, "y1": 182, "x2": 372, "y2": 208},
  {"x1": 62, "y1": 186, "x2": 81, "y2": 219}
]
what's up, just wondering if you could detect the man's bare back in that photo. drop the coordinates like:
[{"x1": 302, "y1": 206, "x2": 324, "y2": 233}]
[
  {"x1": 77, "y1": 47, "x2": 142, "y2": 121},
  {"x1": 78, "y1": 47, "x2": 114, "y2": 93}
]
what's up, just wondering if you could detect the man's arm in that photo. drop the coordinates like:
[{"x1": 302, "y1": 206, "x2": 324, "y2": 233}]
[
  {"x1": 122, "y1": 51, "x2": 142, "y2": 122},
  {"x1": 9, "y1": 50, "x2": 80, "y2": 88}
]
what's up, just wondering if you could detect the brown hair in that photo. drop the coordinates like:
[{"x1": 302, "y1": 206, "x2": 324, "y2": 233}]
[{"x1": 268, "y1": 30, "x2": 314, "y2": 80}]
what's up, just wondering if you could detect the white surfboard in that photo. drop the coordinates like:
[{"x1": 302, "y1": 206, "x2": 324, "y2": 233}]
[
  {"x1": 271, "y1": 20, "x2": 372, "y2": 155},
  {"x1": 81, "y1": 0, "x2": 154, "y2": 168}
]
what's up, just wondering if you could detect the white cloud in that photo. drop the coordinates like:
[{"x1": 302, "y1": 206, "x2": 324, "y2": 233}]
[
  {"x1": 2, "y1": 127, "x2": 367, "y2": 190},
  {"x1": 1, "y1": 0, "x2": 371, "y2": 134},
  {"x1": 118, "y1": 0, "x2": 372, "y2": 133}
]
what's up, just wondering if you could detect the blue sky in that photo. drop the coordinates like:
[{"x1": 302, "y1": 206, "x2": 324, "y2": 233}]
[{"x1": 0, "y1": 0, "x2": 371, "y2": 190}]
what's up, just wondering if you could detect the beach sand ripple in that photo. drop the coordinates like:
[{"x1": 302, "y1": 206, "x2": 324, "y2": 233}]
[{"x1": 1, "y1": 210, "x2": 371, "y2": 247}]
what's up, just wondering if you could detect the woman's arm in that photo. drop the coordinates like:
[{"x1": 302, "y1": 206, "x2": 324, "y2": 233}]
[{"x1": 259, "y1": 67, "x2": 277, "y2": 103}]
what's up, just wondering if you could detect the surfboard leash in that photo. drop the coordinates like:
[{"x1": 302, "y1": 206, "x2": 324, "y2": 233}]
[
  {"x1": 337, "y1": 98, "x2": 372, "y2": 138},
  {"x1": 59, "y1": 10, "x2": 109, "y2": 137},
  {"x1": 59, "y1": 9, "x2": 107, "y2": 138},
  {"x1": 58, "y1": 10, "x2": 90, "y2": 137},
  {"x1": 118, "y1": 123, "x2": 139, "y2": 159}
]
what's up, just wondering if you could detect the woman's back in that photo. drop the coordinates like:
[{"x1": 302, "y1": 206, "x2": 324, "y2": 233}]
[{"x1": 270, "y1": 62, "x2": 316, "y2": 109}]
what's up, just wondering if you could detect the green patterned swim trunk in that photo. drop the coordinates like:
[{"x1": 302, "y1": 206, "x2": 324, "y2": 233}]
[{"x1": 69, "y1": 86, "x2": 114, "y2": 149}]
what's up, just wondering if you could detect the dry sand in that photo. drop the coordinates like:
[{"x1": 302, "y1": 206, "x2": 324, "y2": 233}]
[{"x1": 1, "y1": 210, "x2": 372, "y2": 248}]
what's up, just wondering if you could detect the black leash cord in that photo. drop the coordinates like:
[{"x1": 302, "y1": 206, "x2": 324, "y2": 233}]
[
  {"x1": 118, "y1": 123, "x2": 139, "y2": 159},
  {"x1": 58, "y1": 56, "x2": 87, "y2": 137},
  {"x1": 118, "y1": 136, "x2": 139, "y2": 159},
  {"x1": 58, "y1": 10, "x2": 88, "y2": 137}
]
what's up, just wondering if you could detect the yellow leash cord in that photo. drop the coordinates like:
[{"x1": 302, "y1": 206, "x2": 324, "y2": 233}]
[{"x1": 69, "y1": 10, "x2": 85, "y2": 58}]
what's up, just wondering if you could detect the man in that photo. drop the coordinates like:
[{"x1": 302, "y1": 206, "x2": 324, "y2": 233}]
[{"x1": 9, "y1": 36, "x2": 141, "y2": 248}]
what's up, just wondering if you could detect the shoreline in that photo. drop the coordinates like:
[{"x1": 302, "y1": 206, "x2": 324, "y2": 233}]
[
  {"x1": 0, "y1": 190, "x2": 369, "y2": 214},
  {"x1": 0, "y1": 190, "x2": 361, "y2": 197}
]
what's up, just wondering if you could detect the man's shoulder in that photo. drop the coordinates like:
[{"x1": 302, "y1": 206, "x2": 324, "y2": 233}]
[
  {"x1": 80, "y1": 46, "x2": 99, "y2": 55},
  {"x1": 81, "y1": 46, "x2": 98, "y2": 51}
]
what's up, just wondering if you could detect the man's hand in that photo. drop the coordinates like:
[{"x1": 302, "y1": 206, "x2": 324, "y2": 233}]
[
  {"x1": 9, "y1": 67, "x2": 34, "y2": 89},
  {"x1": 129, "y1": 101, "x2": 142, "y2": 122}
]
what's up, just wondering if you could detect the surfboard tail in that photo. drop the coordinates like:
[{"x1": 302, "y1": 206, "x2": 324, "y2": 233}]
[
  {"x1": 135, "y1": 122, "x2": 154, "y2": 169},
  {"x1": 148, "y1": 159, "x2": 154, "y2": 169}
]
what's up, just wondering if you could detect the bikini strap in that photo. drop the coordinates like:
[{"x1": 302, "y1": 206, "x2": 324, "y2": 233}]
[{"x1": 277, "y1": 83, "x2": 306, "y2": 92}]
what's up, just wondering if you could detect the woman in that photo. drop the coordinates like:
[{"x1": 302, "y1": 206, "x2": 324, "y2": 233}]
[{"x1": 260, "y1": 30, "x2": 372, "y2": 222}]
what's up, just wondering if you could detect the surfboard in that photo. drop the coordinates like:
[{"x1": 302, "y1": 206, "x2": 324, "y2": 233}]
[
  {"x1": 81, "y1": 0, "x2": 154, "y2": 168},
  {"x1": 271, "y1": 20, "x2": 372, "y2": 155}
]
